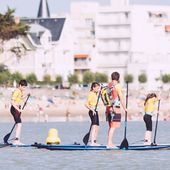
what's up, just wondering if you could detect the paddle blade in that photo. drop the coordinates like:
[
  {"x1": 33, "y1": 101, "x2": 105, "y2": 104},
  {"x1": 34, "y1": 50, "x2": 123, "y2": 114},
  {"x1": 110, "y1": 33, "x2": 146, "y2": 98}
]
[
  {"x1": 3, "y1": 133, "x2": 10, "y2": 144},
  {"x1": 120, "y1": 138, "x2": 129, "y2": 150},
  {"x1": 83, "y1": 133, "x2": 90, "y2": 145}
]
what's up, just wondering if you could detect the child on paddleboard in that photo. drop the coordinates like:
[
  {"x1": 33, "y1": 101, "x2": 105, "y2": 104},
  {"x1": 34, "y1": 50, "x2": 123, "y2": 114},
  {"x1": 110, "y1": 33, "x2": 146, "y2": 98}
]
[
  {"x1": 106, "y1": 72, "x2": 127, "y2": 148},
  {"x1": 85, "y1": 82, "x2": 101, "y2": 146},
  {"x1": 143, "y1": 93, "x2": 159, "y2": 145},
  {"x1": 10, "y1": 79, "x2": 28, "y2": 145}
]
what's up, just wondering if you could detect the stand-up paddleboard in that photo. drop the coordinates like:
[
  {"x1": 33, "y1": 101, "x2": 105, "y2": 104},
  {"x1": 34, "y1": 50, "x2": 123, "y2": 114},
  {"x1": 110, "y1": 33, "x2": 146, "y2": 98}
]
[
  {"x1": 1, "y1": 142, "x2": 170, "y2": 150},
  {"x1": 0, "y1": 143, "x2": 34, "y2": 148},
  {"x1": 33, "y1": 143, "x2": 170, "y2": 151}
]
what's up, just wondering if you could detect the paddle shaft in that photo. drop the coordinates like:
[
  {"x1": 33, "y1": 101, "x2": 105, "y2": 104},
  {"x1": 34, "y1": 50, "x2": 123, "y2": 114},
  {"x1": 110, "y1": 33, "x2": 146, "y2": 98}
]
[
  {"x1": 83, "y1": 86, "x2": 102, "y2": 145},
  {"x1": 3, "y1": 94, "x2": 30, "y2": 144},
  {"x1": 120, "y1": 82, "x2": 129, "y2": 149},
  {"x1": 124, "y1": 82, "x2": 128, "y2": 138},
  {"x1": 152, "y1": 99, "x2": 161, "y2": 145}
]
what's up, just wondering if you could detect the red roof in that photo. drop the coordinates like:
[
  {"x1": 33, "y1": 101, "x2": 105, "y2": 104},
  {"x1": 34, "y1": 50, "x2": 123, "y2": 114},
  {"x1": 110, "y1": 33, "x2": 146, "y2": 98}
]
[{"x1": 74, "y1": 54, "x2": 88, "y2": 59}]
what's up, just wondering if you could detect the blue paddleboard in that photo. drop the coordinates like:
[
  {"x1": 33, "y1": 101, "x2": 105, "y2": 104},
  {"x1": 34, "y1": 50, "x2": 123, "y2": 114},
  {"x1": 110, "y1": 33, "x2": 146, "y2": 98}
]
[{"x1": 33, "y1": 143, "x2": 170, "y2": 151}]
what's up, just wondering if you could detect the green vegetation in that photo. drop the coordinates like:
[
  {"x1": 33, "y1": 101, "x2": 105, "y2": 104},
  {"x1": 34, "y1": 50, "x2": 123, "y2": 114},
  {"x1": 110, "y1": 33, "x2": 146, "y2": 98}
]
[
  {"x1": 124, "y1": 74, "x2": 133, "y2": 83},
  {"x1": 0, "y1": 8, "x2": 29, "y2": 41},
  {"x1": 26, "y1": 73, "x2": 37, "y2": 85},
  {"x1": 43, "y1": 74, "x2": 51, "y2": 84},
  {"x1": 161, "y1": 74, "x2": 170, "y2": 83},
  {"x1": 55, "y1": 75, "x2": 63, "y2": 84},
  {"x1": 138, "y1": 73, "x2": 147, "y2": 83},
  {"x1": 11, "y1": 71, "x2": 24, "y2": 83},
  {"x1": 68, "y1": 73, "x2": 79, "y2": 85},
  {"x1": 0, "y1": 70, "x2": 11, "y2": 85},
  {"x1": 94, "y1": 72, "x2": 108, "y2": 83},
  {"x1": 83, "y1": 71, "x2": 94, "y2": 84}
]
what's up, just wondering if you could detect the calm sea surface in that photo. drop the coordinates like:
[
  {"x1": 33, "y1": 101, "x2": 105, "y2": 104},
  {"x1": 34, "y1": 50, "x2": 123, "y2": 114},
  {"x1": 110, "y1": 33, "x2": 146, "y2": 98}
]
[{"x1": 0, "y1": 121, "x2": 170, "y2": 170}]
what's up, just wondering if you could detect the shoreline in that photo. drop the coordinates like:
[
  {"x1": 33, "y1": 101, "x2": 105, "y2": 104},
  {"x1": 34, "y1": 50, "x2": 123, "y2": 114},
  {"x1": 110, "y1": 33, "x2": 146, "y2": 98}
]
[
  {"x1": 1, "y1": 114, "x2": 168, "y2": 123},
  {"x1": 1, "y1": 87, "x2": 170, "y2": 122}
]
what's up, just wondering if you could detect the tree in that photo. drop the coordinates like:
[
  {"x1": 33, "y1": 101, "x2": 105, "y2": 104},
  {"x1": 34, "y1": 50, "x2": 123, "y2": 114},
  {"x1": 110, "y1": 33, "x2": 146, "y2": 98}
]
[
  {"x1": 55, "y1": 75, "x2": 63, "y2": 84},
  {"x1": 43, "y1": 74, "x2": 51, "y2": 84},
  {"x1": 11, "y1": 71, "x2": 23, "y2": 83},
  {"x1": 124, "y1": 74, "x2": 133, "y2": 83},
  {"x1": 26, "y1": 73, "x2": 37, "y2": 85},
  {"x1": 94, "y1": 72, "x2": 108, "y2": 83},
  {"x1": 0, "y1": 8, "x2": 29, "y2": 41},
  {"x1": 0, "y1": 70, "x2": 11, "y2": 85},
  {"x1": 83, "y1": 71, "x2": 94, "y2": 84},
  {"x1": 161, "y1": 74, "x2": 170, "y2": 83},
  {"x1": 68, "y1": 73, "x2": 79, "y2": 85},
  {"x1": 138, "y1": 73, "x2": 147, "y2": 83}
]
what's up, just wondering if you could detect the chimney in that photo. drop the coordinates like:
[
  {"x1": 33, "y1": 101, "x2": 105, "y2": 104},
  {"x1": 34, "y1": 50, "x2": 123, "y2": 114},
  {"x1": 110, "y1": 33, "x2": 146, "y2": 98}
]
[{"x1": 37, "y1": 0, "x2": 50, "y2": 18}]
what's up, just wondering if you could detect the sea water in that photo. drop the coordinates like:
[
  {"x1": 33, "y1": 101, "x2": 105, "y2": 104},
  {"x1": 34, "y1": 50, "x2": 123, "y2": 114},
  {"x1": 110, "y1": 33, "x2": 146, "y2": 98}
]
[{"x1": 0, "y1": 121, "x2": 170, "y2": 170}]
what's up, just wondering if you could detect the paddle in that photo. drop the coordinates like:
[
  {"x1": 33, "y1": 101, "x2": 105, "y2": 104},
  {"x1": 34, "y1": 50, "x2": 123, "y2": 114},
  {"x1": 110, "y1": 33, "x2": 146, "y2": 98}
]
[
  {"x1": 120, "y1": 82, "x2": 129, "y2": 150},
  {"x1": 83, "y1": 85, "x2": 102, "y2": 145},
  {"x1": 3, "y1": 94, "x2": 30, "y2": 144},
  {"x1": 151, "y1": 99, "x2": 161, "y2": 146}
]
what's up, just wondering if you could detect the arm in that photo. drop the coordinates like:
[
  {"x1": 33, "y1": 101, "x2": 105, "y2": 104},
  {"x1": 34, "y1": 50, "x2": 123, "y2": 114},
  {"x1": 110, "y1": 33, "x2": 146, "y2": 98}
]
[
  {"x1": 119, "y1": 95, "x2": 127, "y2": 112},
  {"x1": 84, "y1": 101, "x2": 96, "y2": 115},
  {"x1": 117, "y1": 85, "x2": 127, "y2": 112}
]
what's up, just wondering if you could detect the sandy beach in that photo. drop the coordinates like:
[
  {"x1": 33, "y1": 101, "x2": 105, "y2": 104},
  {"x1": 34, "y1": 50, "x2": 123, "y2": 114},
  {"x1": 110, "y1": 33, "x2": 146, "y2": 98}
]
[{"x1": 0, "y1": 86, "x2": 170, "y2": 122}]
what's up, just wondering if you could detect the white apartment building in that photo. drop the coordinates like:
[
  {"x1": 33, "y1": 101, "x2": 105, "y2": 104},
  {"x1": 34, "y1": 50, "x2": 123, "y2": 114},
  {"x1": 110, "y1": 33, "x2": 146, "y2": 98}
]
[
  {"x1": 95, "y1": 1, "x2": 131, "y2": 83},
  {"x1": 70, "y1": 2, "x2": 98, "y2": 81},
  {"x1": 94, "y1": 0, "x2": 170, "y2": 89},
  {"x1": 128, "y1": 5, "x2": 170, "y2": 90},
  {"x1": 1, "y1": 0, "x2": 170, "y2": 90}
]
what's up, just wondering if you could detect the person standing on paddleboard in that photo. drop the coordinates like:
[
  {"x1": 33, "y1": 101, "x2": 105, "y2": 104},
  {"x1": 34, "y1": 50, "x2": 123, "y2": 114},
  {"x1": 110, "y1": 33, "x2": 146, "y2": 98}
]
[
  {"x1": 106, "y1": 72, "x2": 127, "y2": 148},
  {"x1": 143, "y1": 93, "x2": 159, "y2": 145},
  {"x1": 85, "y1": 82, "x2": 101, "y2": 146},
  {"x1": 10, "y1": 79, "x2": 28, "y2": 145}
]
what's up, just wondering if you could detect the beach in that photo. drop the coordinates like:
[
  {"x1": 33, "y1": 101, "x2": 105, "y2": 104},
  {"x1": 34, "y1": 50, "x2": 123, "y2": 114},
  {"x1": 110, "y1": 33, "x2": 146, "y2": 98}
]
[{"x1": 0, "y1": 86, "x2": 170, "y2": 122}]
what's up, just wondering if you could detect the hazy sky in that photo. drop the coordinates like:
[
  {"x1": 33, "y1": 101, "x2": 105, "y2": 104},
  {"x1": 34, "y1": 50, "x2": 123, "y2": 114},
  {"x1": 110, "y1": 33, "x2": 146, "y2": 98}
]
[{"x1": 1, "y1": 0, "x2": 170, "y2": 17}]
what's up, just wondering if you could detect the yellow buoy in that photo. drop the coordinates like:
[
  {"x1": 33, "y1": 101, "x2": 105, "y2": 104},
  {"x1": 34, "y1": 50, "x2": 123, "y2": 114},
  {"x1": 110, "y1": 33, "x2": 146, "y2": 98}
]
[{"x1": 45, "y1": 128, "x2": 61, "y2": 144}]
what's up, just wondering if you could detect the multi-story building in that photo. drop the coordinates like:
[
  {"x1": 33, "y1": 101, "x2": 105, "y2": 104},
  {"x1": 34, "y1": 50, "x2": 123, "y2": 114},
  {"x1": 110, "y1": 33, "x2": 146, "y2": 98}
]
[
  {"x1": 1, "y1": 0, "x2": 170, "y2": 90},
  {"x1": 70, "y1": 2, "x2": 98, "y2": 81},
  {"x1": 95, "y1": 0, "x2": 170, "y2": 89},
  {"x1": 95, "y1": 0, "x2": 131, "y2": 83}
]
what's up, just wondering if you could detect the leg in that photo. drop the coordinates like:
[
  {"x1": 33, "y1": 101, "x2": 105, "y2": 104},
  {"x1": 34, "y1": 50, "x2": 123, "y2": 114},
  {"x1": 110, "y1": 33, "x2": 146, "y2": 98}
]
[
  {"x1": 88, "y1": 110, "x2": 100, "y2": 145},
  {"x1": 107, "y1": 127, "x2": 116, "y2": 148},
  {"x1": 15, "y1": 123, "x2": 22, "y2": 139},
  {"x1": 89, "y1": 125, "x2": 96, "y2": 144},
  {"x1": 144, "y1": 130, "x2": 152, "y2": 145},
  {"x1": 94, "y1": 125, "x2": 99, "y2": 142},
  {"x1": 10, "y1": 106, "x2": 23, "y2": 145},
  {"x1": 13, "y1": 123, "x2": 22, "y2": 144},
  {"x1": 143, "y1": 114, "x2": 152, "y2": 144}
]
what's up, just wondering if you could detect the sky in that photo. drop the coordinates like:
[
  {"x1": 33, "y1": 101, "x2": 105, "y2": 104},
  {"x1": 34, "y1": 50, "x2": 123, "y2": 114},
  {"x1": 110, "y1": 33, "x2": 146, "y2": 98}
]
[{"x1": 1, "y1": 0, "x2": 170, "y2": 17}]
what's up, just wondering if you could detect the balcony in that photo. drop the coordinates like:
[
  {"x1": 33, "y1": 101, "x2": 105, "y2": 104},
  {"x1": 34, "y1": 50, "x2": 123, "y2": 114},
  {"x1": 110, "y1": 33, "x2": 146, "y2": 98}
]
[{"x1": 74, "y1": 60, "x2": 91, "y2": 70}]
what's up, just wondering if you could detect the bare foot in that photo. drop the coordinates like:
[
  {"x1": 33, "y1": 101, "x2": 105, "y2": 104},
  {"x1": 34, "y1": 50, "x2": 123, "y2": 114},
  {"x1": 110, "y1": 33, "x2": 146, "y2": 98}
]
[{"x1": 107, "y1": 144, "x2": 118, "y2": 149}]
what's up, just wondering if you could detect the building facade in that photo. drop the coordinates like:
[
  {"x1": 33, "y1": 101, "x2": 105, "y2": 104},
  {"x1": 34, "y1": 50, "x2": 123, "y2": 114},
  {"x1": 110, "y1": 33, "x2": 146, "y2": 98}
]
[{"x1": 1, "y1": 0, "x2": 170, "y2": 89}]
